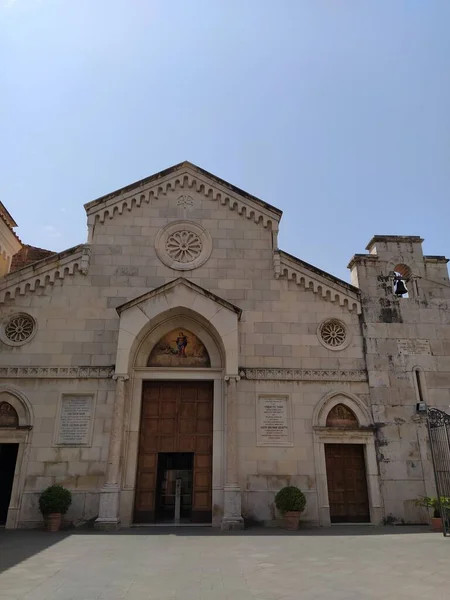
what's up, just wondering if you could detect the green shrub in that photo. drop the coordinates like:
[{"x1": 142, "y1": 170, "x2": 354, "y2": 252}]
[
  {"x1": 275, "y1": 486, "x2": 306, "y2": 514},
  {"x1": 39, "y1": 485, "x2": 72, "y2": 515},
  {"x1": 415, "y1": 496, "x2": 450, "y2": 518}
]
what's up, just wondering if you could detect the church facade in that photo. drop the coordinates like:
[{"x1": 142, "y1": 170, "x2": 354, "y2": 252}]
[{"x1": 1, "y1": 162, "x2": 449, "y2": 529}]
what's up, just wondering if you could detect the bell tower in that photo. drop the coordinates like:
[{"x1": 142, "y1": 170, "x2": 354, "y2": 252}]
[{"x1": 348, "y1": 235, "x2": 450, "y2": 523}]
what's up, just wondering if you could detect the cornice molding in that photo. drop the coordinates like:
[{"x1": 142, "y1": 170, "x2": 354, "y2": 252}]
[
  {"x1": 239, "y1": 368, "x2": 367, "y2": 382},
  {"x1": 278, "y1": 252, "x2": 361, "y2": 314},
  {"x1": 0, "y1": 245, "x2": 91, "y2": 304},
  {"x1": 0, "y1": 365, "x2": 114, "y2": 379},
  {"x1": 86, "y1": 167, "x2": 280, "y2": 231}
]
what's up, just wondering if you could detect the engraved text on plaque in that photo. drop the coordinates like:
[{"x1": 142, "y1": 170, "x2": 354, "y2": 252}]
[
  {"x1": 57, "y1": 395, "x2": 94, "y2": 445},
  {"x1": 257, "y1": 395, "x2": 293, "y2": 447}
]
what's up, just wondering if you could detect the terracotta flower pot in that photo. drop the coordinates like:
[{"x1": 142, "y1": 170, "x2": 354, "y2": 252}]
[
  {"x1": 431, "y1": 517, "x2": 443, "y2": 532},
  {"x1": 283, "y1": 511, "x2": 301, "y2": 531},
  {"x1": 45, "y1": 513, "x2": 62, "y2": 532}
]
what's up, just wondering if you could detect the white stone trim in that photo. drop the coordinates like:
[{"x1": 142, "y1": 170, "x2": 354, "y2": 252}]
[
  {"x1": 116, "y1": 279, "x2": 239, "y2": 375},
  {"x1": 240, "y1": 368, "x2": 367, "y2": 382},
  {"x1": 313, "y1": 390, "x2": 372, "y2": 428}
]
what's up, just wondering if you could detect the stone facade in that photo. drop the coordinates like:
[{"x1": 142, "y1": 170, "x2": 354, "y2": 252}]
[{"x1": 0, "y1": 161, "x2": 448, "y2": 529}]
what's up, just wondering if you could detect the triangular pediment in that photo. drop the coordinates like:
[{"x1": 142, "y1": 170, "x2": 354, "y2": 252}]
[
  {"x1": 84, "y1": 161, "x2": 282, "y2": 230},
  {"x1": 116, "y1": 277, "x2": 242, "y2": 318}
]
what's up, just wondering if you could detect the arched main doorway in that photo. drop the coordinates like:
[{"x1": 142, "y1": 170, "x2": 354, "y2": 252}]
[
  {"x1": 102, "y1": 278, "x2": 242, "y2": 529},
  {"x1": 134, "y1": 328, "x2": 214, "y2": 524}
]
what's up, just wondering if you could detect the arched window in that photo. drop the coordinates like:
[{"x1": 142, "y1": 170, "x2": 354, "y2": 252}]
[
  {"x1": 326, "y1": 404, "x2": 359, "y2": 428},
  {"x1": 0, "y1": 401, "x2": 19, "y2": 427}
]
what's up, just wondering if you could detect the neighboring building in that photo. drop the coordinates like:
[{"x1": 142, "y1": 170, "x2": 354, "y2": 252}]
[{"x1": 0, "y1": 162, "x2": 449, "y2": 529}]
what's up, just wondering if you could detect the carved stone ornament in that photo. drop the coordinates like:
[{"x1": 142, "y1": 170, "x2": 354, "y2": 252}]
[
  {"x1": 155, "y1": 221, "x2": 212, "y2": 271},
  {"x1": 239, "y1": 368, "x2": 367, "y2": 382},
  {"x1": 0, "y1": 401, "x2": 19, "y2": 427},
  {"x1": 317, "y1": 319, "x2": 350, "y2": 351},
  {"x1": 326, "y1": 404, "x2": 359, "y2": 428},
  {"x1": 0, "y1": 313, "x2": 37, "y2": 347}
]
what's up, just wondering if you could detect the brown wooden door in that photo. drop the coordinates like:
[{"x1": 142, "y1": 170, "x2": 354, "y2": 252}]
[
  {"x1": 134, "y1": 381, "x2": 213, "y2": 523},
  {"x1": 325, "y1": 444, "x2": 370, "y2": 523}
]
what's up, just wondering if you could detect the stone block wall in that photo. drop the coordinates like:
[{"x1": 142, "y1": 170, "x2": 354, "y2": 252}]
[
  {"x1": 1, "y1": 167, "x2": 371, "y2": 527},
  {"x1": 350, "y1": 236, "x2": 450, "y2": 523}
]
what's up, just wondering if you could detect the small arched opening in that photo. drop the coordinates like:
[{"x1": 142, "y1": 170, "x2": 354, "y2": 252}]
[
  {"x1": 0, "y1": 401, "x2": 19, "y2": 428},
  {"x1": 393, "y1": 263, "x2": 412, "y2": 298},
  {"x1": 326, "y1": 404, "x2": 359, "y2": 428}
]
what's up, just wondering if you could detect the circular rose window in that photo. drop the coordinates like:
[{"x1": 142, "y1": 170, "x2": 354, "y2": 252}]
[
  {"x1": 1, "y1": 313, "x2": 37, "y2": 347},
  {"x1": 155, "y1": 221, "x2": 212, "y2": 271},
  {"x1": 318, "y1": 319, "x2": 350, "y2": 351}
]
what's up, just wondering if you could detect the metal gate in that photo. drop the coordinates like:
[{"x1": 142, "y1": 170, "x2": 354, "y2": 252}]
[{"x1": 427, "y1": 407, "x2": 450, "y2": 536}]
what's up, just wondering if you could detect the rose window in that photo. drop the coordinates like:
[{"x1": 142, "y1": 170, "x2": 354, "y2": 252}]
[
  {"x1": 1, "y1": 313, "x2": 37, "y2": 346},
  {"x1": 165, "y1": 230, "x2": 202, "y2": 263},
  {"x1": 319, "y1": 320, "x2": 347, "y2": 349}
]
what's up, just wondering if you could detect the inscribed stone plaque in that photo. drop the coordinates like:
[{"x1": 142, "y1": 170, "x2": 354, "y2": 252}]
[
  {"x1": 57, "y1": 395, "x2": 94, "y2": 445},
  {"x1": 397, "y1": 339, "x2": 431, "y2": 356},
  {"x1": 257, "y1": 396, "x2": 293, "y2": 447}
]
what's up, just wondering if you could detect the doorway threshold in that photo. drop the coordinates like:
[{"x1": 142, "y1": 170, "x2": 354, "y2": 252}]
[
  {"x1": 331, "y1": 522, "x2": 373, "y2": 526},
  {"x1": 132, "y1": 523, "x2": 212, "y2": 527}
]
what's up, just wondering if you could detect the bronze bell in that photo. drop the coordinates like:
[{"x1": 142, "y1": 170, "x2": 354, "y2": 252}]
[{"x1": 394, "y1": 277, "x2": 408, "y2": 296}]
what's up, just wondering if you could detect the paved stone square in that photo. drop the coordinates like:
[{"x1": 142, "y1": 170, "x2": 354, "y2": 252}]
[{"x1": 0, "y1": 526, "x2": 449, "y2": 600}]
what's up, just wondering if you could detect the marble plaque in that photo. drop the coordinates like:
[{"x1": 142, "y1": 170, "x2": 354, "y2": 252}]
[
  {"x1": 397, "y1": 339, "x2": 431, "y2": 356},
  {"x1": 56, "y1": 395, "x2": 94, "y2": 446},
  {"x1": 257, "y1": 395, "x2": 293, "y2": 447}
]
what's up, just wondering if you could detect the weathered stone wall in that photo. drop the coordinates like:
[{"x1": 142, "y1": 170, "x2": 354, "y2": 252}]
[{"x1": 350, "y1": 236, "x2": 450, "y2": 523}]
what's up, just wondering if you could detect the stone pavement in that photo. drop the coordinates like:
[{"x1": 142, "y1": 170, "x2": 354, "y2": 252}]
[{"x1": 0, "y1": 526, "x2": 449, "y2": 600}]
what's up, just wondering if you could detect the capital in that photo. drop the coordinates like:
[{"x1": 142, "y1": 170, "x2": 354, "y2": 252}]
[
  {"x1": 224, "y1": 375, "x2": 240, "y2": 383},
  {"x1": 113, "y1": 374, "x2": 129, "y2": 382}
]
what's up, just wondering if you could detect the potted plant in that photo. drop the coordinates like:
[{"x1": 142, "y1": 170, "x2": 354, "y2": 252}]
[
  {"x1": 415, "y1": 496, "x2": 450, "y2": 532},
  {"x1": 39, "y1": 485, "x2": 72, "y2": 532},
  {"x1": 274, "y1": 486, "x2": 306, "y2": 531}
]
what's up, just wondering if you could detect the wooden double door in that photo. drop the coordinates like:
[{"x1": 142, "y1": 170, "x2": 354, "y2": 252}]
[
  {"x1": 325, "y1": 444, "x2": 370, "y2": 523},
  {"x1": 134, "y1": 381, "x2": 213, "y2": 524}
]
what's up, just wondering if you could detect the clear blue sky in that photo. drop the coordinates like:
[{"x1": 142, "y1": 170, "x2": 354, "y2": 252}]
[{"x1": 2, "y1": 1, "x2": 449, "y2": 282}]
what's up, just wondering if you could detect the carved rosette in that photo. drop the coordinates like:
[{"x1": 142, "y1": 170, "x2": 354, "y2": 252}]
[
  {"x1": 155, "y1": 221, "x2": 212, "y2": 271},
  {"x1": 0, "y1": 313, "x2": 37, "y2": 347},
  {"x1": 317, "y1": 319, "x2": 350, "y2": 351}
]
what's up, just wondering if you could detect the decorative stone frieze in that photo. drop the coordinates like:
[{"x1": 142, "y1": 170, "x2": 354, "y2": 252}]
[
  {"x1": 239, "y1": 368, "x2": 367, "y2": 382},
  {"x1": 0, "y1": 245, "x2": 90, "y2": 304},
  {"x1": 0, "y1": 366, "x2": 114, "y2": 379},
  {"x1": 279, "y1": 252, "x2": 361, "y2": 314},
  {"x1": 85, "y1": 163, "x2": 280, "y2": 231}
]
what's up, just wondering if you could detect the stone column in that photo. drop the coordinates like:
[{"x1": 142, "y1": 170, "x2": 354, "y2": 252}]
[
  {"x1": 221, "y1": 375, "x2": 244, "y2": 530},
  {"x1": 95, "y1": 374, "x2": 129, "y2": 530}
]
